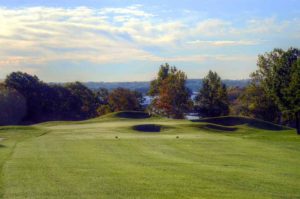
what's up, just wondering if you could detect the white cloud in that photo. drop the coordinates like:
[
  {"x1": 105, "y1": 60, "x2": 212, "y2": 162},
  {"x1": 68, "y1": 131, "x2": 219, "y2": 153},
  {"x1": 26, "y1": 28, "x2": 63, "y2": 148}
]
[
  {"x1": 99, "y1": 4, "x2": 154, "y2": 18},
  {"x1": 187, "y1": 40, "x2": 260, "y2": 47},
  {"x1": 0, "y1": 5, "x2": 298, "y2": 81},
  {"x1": 193, "y1": 19, "x2": 232, "y2": 36}
]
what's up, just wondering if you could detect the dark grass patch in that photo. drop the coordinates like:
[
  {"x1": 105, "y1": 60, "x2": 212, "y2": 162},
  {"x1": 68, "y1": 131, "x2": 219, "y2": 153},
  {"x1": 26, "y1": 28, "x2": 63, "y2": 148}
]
[
  {"x1": 115, "y1": 111, "x2": 151, "y2": 119},
  {"x1": 202, "y1": 124, "x2": 238, "y2": 132},
  {"x1": 0, "y1": 126, "x2": 40, "y2": 133},
  {"x1": 132, "y1": 124, "x2": 162, "y2": 133},
  {"x1": 193, "y1": 116, "x2": 287, "y2": 131}
]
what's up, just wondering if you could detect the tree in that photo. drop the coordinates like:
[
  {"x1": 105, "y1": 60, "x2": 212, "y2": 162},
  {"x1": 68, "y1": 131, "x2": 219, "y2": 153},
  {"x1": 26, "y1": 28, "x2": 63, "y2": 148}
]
[
  {"x1": 4, "y1": 72, "x2": 49, "y2": 121},
  {"x1": 149, "y1": 64, "x2": 192, "y2": 118},
  {"x1": 253, "y1": 48, "x2": 300, "y2": 134},
  {"x1": 65, "y1": 82, "x2": 98, "y2": 119},
  {"x1": 94, "y1": 88, "x2": 145, "y2": 116},
  {"x1": 48, "y1": 84, "x2": 80, "y2": 120},
  {"x1": 0, "y1": 84, "x2": 27, "y2": 125},
  {"x1": 95, "y1": 88, "x2": 109, "y2": 105},
  {"x1": 227, "y1": 87, "x2": 245, "y2": 115},
  {"x1": 3, "y1": 72, "x2": 116, "y2": 123},
  {"x1": 195, "y1": 71, "x2": 229, "y2": 117},
  {"x1": 289, "y1": 59, "x2": 300, "y2": 133},
  {"x1": 108, "y1": 88, "x2": 143, "y2": 112},
  {"x1": 148, "y1": 63, "x2": 170, "y2": 96},
  {"x1": 96, "y1": 104, "x2": 112, "y2": 116},
  {"x1": 239, "y1": 83, "x2": 281, "y2": 122},
  {"x1": 94, "y1": 88, "x2": 112, "y2": 116}
]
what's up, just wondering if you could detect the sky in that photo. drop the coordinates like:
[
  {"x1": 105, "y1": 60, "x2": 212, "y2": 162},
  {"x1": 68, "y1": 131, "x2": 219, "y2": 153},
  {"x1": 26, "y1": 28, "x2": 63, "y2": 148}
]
[{"x1": 0, "y1": 0, "x2": 299, "y2": 82}]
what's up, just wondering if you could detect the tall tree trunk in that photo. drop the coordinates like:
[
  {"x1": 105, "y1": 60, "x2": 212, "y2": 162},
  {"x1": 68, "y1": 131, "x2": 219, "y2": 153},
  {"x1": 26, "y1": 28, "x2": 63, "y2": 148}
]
[{"x1": 296, "y1": 112, "x2": 300, "y2": 135}]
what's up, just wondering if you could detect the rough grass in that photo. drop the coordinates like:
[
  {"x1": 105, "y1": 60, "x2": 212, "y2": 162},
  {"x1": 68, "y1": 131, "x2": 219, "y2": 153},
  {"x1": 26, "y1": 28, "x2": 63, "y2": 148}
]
[{"x1": 0, "y1": 112, "x2": 299, "y2": 199}]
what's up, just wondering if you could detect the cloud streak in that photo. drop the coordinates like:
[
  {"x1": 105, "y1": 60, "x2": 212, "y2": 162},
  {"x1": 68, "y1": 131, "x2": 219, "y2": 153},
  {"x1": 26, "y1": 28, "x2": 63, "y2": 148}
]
[
  {"x1": 187, "y1": 40, "x2": 260, "y2": 47},
  {"x1": 0, "y1": 5, "x2": 299, "y2": 81}
]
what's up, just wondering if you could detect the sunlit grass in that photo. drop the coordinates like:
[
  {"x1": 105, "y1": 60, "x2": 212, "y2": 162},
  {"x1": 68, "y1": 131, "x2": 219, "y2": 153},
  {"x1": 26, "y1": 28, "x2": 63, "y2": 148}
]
[{"x1": 0, "y1": 112, "x2": 299, "y2": 198}]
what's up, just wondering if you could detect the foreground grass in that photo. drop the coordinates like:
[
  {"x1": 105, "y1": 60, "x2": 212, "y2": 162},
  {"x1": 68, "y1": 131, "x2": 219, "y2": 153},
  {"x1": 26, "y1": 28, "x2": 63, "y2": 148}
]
[{"x1": 0, "y1": 113, "x2": 299, "y2": 198}]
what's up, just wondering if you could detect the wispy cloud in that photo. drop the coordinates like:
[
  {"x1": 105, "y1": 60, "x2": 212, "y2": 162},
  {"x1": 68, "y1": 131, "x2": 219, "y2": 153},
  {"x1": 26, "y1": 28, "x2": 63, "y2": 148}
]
[
  {"x1": 0, "y1": 5, "x2": 299, "y2": 81},
  {"x1": 187, "y1": 40, "x2": 260, "y2": 47}
]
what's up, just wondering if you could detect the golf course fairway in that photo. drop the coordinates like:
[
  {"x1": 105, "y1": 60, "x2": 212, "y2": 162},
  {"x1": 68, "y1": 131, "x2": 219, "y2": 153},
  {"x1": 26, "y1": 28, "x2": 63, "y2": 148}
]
[{"x1": 0, "y1": 112, "x2": 299, "y2": 199}]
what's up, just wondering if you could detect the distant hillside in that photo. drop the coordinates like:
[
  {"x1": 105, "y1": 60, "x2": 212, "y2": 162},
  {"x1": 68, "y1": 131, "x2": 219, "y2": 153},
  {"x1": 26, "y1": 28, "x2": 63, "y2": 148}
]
[{"x1": 84, "y1": 79, "x2": 250, "y2": 94}]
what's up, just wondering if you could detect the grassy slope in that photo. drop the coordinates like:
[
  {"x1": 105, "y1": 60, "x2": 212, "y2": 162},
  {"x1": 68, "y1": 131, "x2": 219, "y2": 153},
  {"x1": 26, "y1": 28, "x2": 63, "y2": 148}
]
[{"x1": 0, "y1": 113, "x2": 299, "y2": 199}]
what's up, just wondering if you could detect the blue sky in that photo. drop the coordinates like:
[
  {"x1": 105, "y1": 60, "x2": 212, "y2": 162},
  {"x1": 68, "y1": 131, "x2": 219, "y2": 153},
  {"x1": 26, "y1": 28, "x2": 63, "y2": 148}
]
[{"x1": 0, "y1": 0, "x2": 299, "y2": 82}]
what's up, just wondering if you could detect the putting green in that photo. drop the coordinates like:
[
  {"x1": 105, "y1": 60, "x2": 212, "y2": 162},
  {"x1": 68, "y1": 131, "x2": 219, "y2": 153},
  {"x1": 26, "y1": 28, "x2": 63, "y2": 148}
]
[{"x1": 0, "y1": 112, "x2": 299, "y2": 198}]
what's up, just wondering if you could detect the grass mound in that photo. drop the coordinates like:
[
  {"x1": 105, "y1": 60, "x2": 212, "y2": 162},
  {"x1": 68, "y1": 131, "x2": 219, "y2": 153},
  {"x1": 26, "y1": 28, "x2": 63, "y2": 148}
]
[
  {"x1": 194, "y1": 116, "x2": 287, "y2": 131},
  {"x1": 132, "y1": 124, "x2": 162, "y2": 132},
  {"x1": 115, "y1": 111, "x2": 151, "y2": 119}
]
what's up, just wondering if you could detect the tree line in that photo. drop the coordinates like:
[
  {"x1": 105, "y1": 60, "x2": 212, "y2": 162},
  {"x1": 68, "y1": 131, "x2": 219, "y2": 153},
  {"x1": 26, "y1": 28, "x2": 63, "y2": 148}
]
[
  {"x1": 147, "y1": 48, "x2": 299, "y2": 134},
  {"x1": 0, "y1": 73, "x2": 144, "y2": 125},
  {"x1": 0, "y1": 47, "x2": 299, "y2": 134}
]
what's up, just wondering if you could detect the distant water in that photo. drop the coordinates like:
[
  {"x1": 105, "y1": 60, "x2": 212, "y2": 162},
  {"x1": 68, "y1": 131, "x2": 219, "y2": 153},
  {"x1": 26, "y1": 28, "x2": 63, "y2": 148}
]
[
  {"x1": 143, "y1": 92, "x2": 199, "y2": 106},
  {"x1": 143, "y1": 94, "x2": 200, "y2": 120},
  {"x1": 142, "y1": 96, "x2": 153, "y2": 105},
  {"x1": 185, "y1": 113, "x2": 200, "y2": 120}
]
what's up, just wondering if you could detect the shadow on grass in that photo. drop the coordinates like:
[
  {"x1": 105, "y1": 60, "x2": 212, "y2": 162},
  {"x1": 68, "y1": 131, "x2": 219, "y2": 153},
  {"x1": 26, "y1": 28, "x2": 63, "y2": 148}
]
[
  {"x1": 202, "y1": 124, "x2": 238, "y2": 132},
  {"x1": 0, "y1": 144, "x2": 6, "y2": 148},
  {"x1": 193, "y1": 116, "x2": 287, "y2": 131},
  {"x1": 116, "y1": 111, "x2": 151, "y2": 119},
  {"x1": 132, "y1": 124, "x2": 162, "y2": 133}
]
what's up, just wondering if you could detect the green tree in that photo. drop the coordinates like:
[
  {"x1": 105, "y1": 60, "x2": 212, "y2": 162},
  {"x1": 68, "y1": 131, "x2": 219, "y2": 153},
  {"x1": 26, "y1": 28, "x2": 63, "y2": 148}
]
[
  {"x1": 239, "y1": 83, "x2": 281, "y2": 122},
  {"x1": 4, "y1": 72, "x2": 49, "y2": 121},
  {"x1": 96, "y1": 105, "x2": 112, "y2": 116},
  {"x1": 3, "y1": 72, "x2": 103, "y2": 123},
  {"x1": 149, "y1": 64, "x2": 191, "y2": 118},
  {"x1": 49, "y1": 84, "x2": 81, "y2": 120},
  {"x1": 227, "y1": 87, "x2": 245, "y2": 115},
  {"x1": 289, "y1": 59, "x2": 300, "y2": 133},
  {"x1": 0, "y1": 84, "x2": 27, "y2": 125},
  {"x1": 195, "y1": 71, "x2": 229, "y2": 117},
  {"x1": 254, "y1": 48, "x2": 300, "y2": 134},
  {"x1": 94, "y1": 88, "x2": 112, "y2": 116},
  {"x1": 65, "y1": 82, "x2": 98, "y2": 119}
]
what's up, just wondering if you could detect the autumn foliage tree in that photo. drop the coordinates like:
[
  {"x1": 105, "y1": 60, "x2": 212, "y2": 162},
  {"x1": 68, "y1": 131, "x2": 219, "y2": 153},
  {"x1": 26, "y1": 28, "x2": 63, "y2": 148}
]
[
  {"x1": 149, "y1": 64, "x2": 192, "y2": 118},
  {"x1": 149, "y1": 63, "x2": 170, "y2": 96},
  {"x1": 108, "y1": 88, "x2": 144, "y2": 112}
]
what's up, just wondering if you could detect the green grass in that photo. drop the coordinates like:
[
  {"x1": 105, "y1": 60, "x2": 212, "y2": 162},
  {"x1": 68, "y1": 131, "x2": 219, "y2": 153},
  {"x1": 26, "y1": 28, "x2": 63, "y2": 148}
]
[{"x1": 0, "y1": 112, "x2": 300, "y2": 199}]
